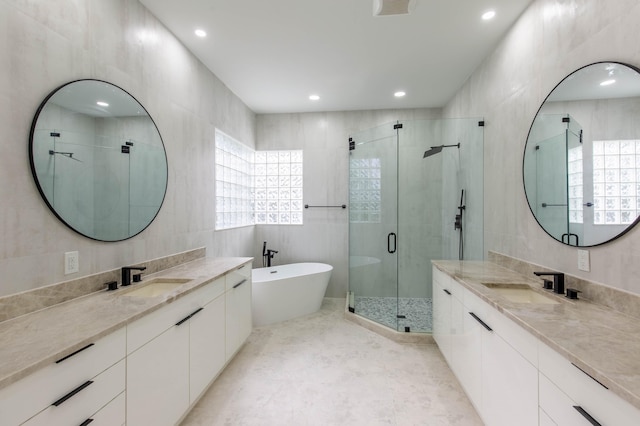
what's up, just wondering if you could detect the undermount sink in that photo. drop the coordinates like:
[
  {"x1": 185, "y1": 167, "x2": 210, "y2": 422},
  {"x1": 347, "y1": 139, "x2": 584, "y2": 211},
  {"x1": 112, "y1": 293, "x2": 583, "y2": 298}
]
[
  {"x1": 123, "y1": 278, "x2": 192, "y2": 298},
  {"x1": 482, "y1": 283, "x2": 560, "y2": 305}
]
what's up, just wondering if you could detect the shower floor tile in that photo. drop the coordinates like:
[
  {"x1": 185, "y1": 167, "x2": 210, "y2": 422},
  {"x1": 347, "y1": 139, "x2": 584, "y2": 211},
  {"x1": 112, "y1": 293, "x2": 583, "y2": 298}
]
[
  {"x1": 354, "y1": 296, "x2": 433, "y2": 332},
  {"x1": 180, "y1": 298, "x2": 481, "y2": 426}
]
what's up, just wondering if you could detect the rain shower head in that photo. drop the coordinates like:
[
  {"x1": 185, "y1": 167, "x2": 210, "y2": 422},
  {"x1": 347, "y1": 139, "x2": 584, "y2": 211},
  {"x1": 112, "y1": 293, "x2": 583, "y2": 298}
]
[
  {"x1": 423, "y1": 143, "x2": 460, "y2": 158},
  {"x1": 423, "y1": 146, "x2": 443, "y2": 158}
]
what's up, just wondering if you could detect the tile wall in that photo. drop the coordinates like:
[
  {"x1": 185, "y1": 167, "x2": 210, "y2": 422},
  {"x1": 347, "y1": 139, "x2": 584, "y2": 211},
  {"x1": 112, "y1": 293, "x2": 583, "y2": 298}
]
[
  {"x1": 0, "y1": 0, "x2": 256, "y2": 297},
  {"x1": 256, "y1": 109, "x2": 442, "y2": 297},
  {"x1": 444, "y1": 0, "x2": 640, "y2": 295}
]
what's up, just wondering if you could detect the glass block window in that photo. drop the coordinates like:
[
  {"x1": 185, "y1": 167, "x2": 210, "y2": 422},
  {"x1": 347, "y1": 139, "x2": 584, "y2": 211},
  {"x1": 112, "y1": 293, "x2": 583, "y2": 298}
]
[
  {"x1": 254, "y1": 150, "x2": 303, "y2": 225},
  {"x1": 215, "y1": 130, "x2": 254, "y2": 230},
  {"x1": 592, "y1": 140, "x2": 639, "y2": 225},
  {"x1": 568, "y1": 146, "x2": 583, "y2": 224},
  {"x1": 349, "y1": 158, "x2": 381, "y2": 223}
]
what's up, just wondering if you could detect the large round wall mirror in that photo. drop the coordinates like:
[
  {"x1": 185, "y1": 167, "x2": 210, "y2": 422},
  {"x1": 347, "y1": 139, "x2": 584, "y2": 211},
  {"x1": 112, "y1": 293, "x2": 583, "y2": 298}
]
[
  {"x1": 29, "y1": 79, "x2": 168, "y2": 242},
  {"x1": 523, "y1": 62, "x2": 640, "y2": 247}
]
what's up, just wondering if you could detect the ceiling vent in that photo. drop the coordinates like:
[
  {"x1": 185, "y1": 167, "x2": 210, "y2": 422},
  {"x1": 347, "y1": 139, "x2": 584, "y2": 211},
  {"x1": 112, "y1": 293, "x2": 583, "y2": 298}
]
[{"x1": 373, "y1": 0, "x2": 414, "y2": 16}]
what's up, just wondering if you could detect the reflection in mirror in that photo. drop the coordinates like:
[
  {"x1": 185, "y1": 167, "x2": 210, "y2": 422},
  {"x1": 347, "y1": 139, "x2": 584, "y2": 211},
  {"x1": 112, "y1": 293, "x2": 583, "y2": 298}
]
[
  {"x1": 524, "y1": 62, "x2": 640, "y2": 246},
  {"x1": 29, "y1": 80, "x2": 168, "y2": 241}
]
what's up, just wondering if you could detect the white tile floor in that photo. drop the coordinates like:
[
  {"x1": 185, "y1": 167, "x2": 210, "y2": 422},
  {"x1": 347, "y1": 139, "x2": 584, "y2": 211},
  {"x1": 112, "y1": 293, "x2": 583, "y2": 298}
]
[{"x1": 181, "y1": 298, "x2": 482, "y2": 425}]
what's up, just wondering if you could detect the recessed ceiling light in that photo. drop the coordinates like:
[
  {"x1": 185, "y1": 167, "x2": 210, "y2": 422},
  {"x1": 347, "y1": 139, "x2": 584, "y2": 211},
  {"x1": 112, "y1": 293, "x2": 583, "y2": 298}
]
[
  {"x1": 394, "y1": 91, "x2": 406, "y2": 97},
  {"x1": 309, "y1": 94, "x2": 320, "y2": 101},
  {"x1": 195, "y1": 29, "x2": 207, "y2": 38},
  {"x1": 600, "y1": 79, "x2": 616, "y2": 86},
  {"x1": 482, "y1": 10, "x2": 496, "y2": 20},
  {"x1": 96, "y1": 101, "x2": 109, "y2": 107}
]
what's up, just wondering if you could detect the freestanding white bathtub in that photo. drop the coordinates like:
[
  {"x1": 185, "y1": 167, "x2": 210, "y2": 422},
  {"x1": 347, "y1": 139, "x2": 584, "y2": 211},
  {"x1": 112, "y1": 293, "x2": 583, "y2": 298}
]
[{"x1": 252, "y1": 263, "x2": 333, "y2": 327}]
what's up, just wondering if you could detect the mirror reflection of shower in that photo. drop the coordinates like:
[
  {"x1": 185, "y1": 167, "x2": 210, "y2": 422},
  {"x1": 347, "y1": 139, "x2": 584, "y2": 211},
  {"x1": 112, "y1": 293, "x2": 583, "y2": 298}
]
[{"x1": 49, "y1": 149, "x2": 83, "y2": 162}]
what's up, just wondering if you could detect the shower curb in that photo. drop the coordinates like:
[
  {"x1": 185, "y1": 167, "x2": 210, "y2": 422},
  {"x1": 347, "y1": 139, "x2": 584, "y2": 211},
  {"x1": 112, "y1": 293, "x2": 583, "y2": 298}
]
[{"x1": 343, "y1": 297, "x2": 434, "y2": 344}]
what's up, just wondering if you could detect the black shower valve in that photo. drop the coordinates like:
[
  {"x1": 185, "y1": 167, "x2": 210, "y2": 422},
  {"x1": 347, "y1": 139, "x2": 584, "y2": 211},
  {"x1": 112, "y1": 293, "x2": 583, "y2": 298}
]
[{"x1": 454, "y1": 214, "x2": 462, "y2": 230}]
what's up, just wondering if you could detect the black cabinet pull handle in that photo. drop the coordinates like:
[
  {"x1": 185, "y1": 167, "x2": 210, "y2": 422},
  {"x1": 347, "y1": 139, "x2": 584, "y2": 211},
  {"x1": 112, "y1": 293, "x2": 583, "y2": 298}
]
[
  {"x1": 233, "y1": 279, "x2": 247, "y2": 289},
  {"x1": 469, "y1": 312, "x2": 493, "y2": 332},
  {"x1": 443, "y1": 289, "x2": 451, "y2": 295},
  {"x1": 573, "y1": 406, "x2": 601, "y2": 426},
  {"x1": 51, "y1": 380, "x2": 93, "y2": 407},
  {"x1": 176, "y1": 306, "x2": 206, "y2": 326},
  {"x1": 189, "y1": 307, "x2": 204, "y2": 318},
  {"x1": 55, "y1": 343, "x2": 94, "y2": 364},
  {"x1": 79, "y1": 419, "x2": 94, "y2": 426},
  {"x1": 175, "y1": 314, "x2": 191, "y2": 326}
]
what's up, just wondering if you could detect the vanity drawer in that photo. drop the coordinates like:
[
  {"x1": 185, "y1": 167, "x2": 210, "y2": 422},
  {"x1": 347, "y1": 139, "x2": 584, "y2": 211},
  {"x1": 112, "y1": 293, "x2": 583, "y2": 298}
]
[
  {"x1": 126, "y1": 281, "x2": 221, "y2": 354},
  {"x1": 480, "y1": 303, "x2": 538, "y2": 366},
  {"x1": 0, "y1": 327, "x2": 125, "y2": 426},
  {"x1": 88, "y1": 391, "x2": 125, "y2": 426},
  {"x1": 539, "y1": 373, "x2": 585, "y2": 425},
  {"x1": 194, "y1": 276, "x2": 225, "y2": 306},
  {"x1": 462, "y1": 286, "x2": 491, "y2": 321},
  {"x1": 539, "y1": 342, "x2": 640, "y2": 426},
  {"x1": 226, "y1": 262, "x2": 251, "y2": 291},
  {"x1": 23, "y1": 359, "x2": 125, "y2": 426},
  {"x1": 433, "y1": 267, "x2": 464, "y2": 300}
]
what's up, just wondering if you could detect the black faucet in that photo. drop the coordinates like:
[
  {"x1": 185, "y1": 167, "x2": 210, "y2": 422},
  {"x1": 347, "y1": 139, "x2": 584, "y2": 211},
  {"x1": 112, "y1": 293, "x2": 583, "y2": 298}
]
[
  {"x1": 533, "y1": 271, "x2": 565, "y2": 295},
  {"x1": 262, "y1": 241, "x2": 278, "y2": 267},
  {"x1": 122, "y1": 266, "x2": 147, "y2": 286}
]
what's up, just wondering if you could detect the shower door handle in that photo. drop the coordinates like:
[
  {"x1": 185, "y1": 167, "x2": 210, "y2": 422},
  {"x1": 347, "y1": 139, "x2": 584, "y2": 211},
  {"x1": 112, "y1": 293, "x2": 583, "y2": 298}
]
[{"x1": 387, "y1": 233, "x2": 397, "y2": 254}]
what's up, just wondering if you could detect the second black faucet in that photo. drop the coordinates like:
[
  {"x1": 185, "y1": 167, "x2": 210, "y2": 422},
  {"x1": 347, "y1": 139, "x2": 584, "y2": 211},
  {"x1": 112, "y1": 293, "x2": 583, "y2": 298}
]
[
  {"x1": 533, "y1": 271, "x2": 565, "y2": 295},
  {"x1": 122, "y1": 266, "x2": 147, "y2": 286}
]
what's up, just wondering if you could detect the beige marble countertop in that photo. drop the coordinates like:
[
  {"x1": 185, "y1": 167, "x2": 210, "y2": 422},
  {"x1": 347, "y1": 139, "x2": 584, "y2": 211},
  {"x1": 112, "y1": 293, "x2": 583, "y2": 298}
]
[
  {"x1": 432, "y1": 260, "x2": 640, "y2": 411},
  {"x1": 0, "y1": 257, "x2": 252, "y2": 391}
]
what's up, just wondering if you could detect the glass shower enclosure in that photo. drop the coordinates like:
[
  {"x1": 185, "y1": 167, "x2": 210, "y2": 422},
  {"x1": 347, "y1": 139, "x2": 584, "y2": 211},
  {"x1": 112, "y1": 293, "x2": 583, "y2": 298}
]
[{"x1": 348, "y1": 118, "x2": 484, "y2": 333}]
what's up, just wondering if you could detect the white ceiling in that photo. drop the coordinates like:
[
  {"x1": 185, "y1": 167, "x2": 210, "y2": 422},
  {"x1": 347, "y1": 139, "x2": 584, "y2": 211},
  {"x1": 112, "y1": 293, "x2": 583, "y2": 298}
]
[{"x1": 140, "y1": 0, "x2": 534, "y2": 114}]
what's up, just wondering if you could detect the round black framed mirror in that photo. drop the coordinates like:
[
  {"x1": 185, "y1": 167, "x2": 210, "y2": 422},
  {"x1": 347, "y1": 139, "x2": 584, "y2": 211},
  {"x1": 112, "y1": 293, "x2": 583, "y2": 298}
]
[
  {"x1": 29, "y1": 79, "x2": 168, "y2": 242},
  {"x1": 523, "y1": 62, "x2": 640, "y2": 247}
]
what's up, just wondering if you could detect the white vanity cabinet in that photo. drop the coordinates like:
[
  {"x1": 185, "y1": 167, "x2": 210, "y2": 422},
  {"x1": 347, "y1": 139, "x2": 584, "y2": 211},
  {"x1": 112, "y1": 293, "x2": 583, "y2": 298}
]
[
  {"x1": 454, "y1": 292, "x2": 484, "y2": 409},
  {"x1": 434, "y1": 268, "x2": 483, "y2": 409},
  {"x1": 479, "y1": 307, "x2": 538, "y2": 426},
  {"x1": 0, "y1": 259, "x2": 253, "y2": 426},
  {"x1": 0, "y1": 327, "x2": 126, "y2": 426},
  {"x1": 432, "y1": 266, "x2": 538, "y2": 426},
  {"x1": 225, "y1": 263, "x2": 252, "y2": 360},
  {"x1": 538, "y1": 341, "x2": 640, "y2": 426},
  {"x1": 432, "y1": 269, "x2": 453, "y2": 360},
  {"x1": 126, "y1": 293, "x2": 193, "y2": 426},
  {"x1": 127, "y1": 261, "x2": 252, "y2": 425},
  {"x1": 189, "y1": 278, "x2": 226, "y2": 403},
  {"x1": 126, "y1": 276, "x2": 226, "y2": 426}
]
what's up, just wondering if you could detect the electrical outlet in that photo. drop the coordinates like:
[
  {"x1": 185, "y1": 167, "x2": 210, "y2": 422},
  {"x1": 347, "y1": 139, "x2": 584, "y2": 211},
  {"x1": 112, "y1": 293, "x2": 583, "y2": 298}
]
[
  {"x1": 577, "y1": 249, "x2": 590, "y2": 272},
  {"x1": 64, "y1": 251, "x2": 79, "y2": 275}
]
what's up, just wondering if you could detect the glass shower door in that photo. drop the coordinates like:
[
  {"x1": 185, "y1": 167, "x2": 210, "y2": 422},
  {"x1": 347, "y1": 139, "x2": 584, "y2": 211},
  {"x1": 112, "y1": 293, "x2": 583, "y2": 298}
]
[{"x1": 348, "y1": 122, "x2": 399, "y2": 329}]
